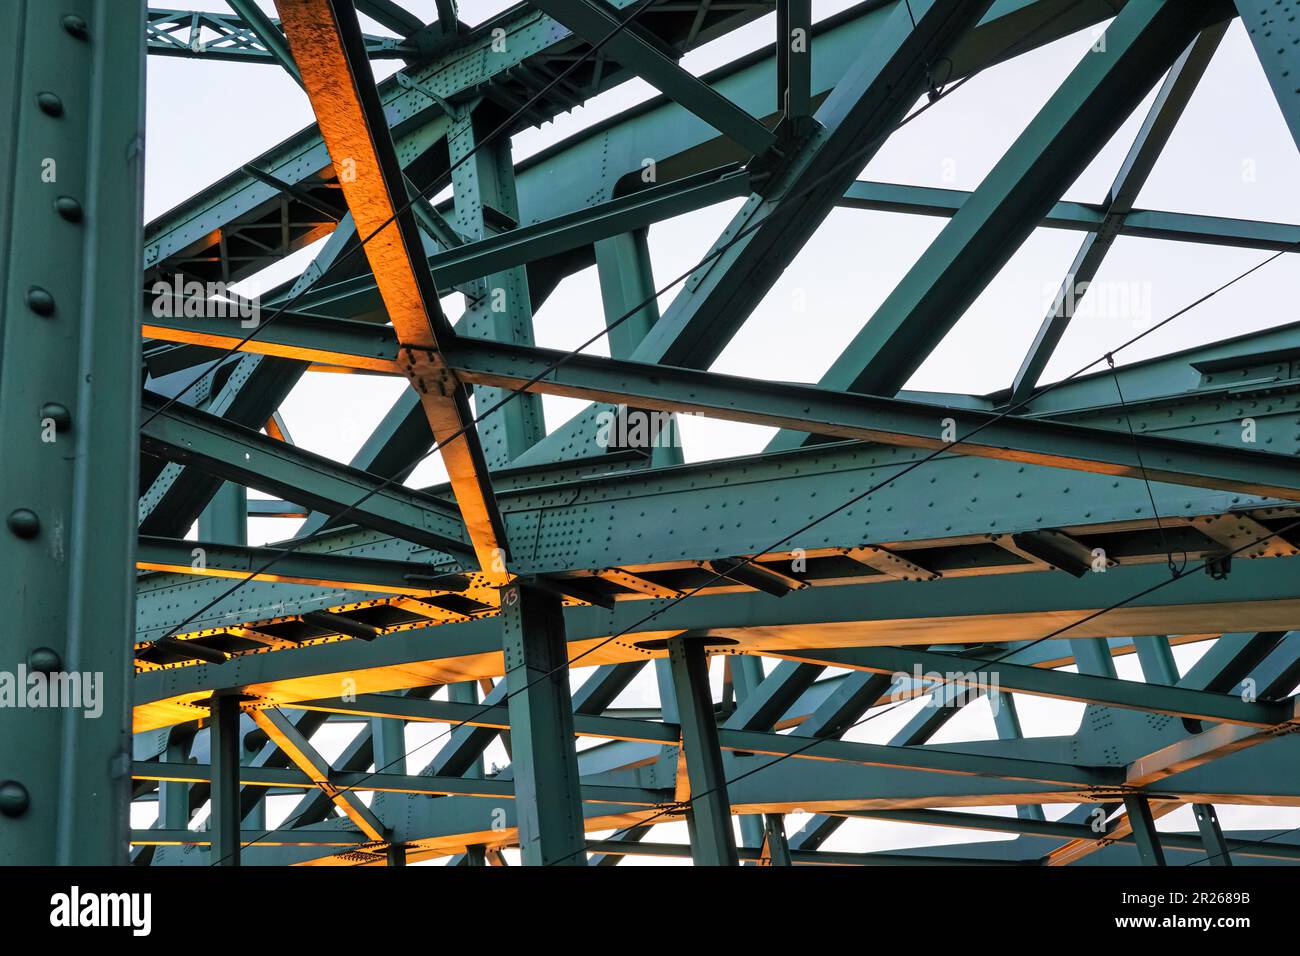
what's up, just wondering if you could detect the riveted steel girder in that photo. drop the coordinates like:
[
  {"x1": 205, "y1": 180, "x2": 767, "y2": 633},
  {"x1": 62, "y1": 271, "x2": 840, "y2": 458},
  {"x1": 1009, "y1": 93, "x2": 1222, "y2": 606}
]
[{"x1": 0, "y1": 0, "x2": 144, "y2": 865}]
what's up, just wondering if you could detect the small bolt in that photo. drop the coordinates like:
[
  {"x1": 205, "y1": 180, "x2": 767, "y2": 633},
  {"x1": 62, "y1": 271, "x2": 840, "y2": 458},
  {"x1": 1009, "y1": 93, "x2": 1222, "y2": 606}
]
[
  {"x1": 0, "y1": 781, "x2": 30, "y2": 818},
  {"x1": 25, "y1": 286, "x2": 55, "y2": 317},
  {"x1": 54, "y1": 196, "x2": 83, "y2": 223},
  {"x1": 8, "y1": 509, "x2": 40, "y2": 539},
  {"x1": 27, "y1": 647, "x2": 62, "y2": 674},
  {"x1": 61, "y1": 14, "x2": 89, "y2": 40},
  {"x1": 40, "y1": 402, "x2": 71, "y2": 431},
  {"x1": 36, "y1": 92, "x2": 64, "y2": 117}
]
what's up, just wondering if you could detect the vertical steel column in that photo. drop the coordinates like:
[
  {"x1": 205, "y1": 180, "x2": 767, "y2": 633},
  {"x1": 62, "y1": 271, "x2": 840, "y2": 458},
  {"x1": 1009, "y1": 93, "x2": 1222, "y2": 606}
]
[
  {"x1": 240, "y1": 716, "x2": 265, "y2": 831},
  {"x1": 371, "y1": 693, "x2": 406, "y2": 864},
  {"x1": 593, "y1": 228, "x2": 681, "y2": 465},
  {"x1": 1193, "y1": 804, "x2": 1232, "y2": 867},
  {"x1": 209, "y1": 694, "x2": 243, "y2": 866},
  {"x1": 1122, "y1": 796, "x2": 1167, "y2": 867},
  {"x1": 500, "y1": 582, "x2": 587, "y2": 866},
  {"x1": 1134, "y1": 635, "x2": 1180, "y2": 685},
  {"x1": 594, "y1": 229, "x2": 660, "y2": 360},
  {"x1": 0, "y1": 0, "x2": 144, "y2": 865},
  {"x1": 371, "y1": 698, "x2": 406, "y2": 776},
  {"x1": 991, "y1": 692, "x2": 1045, "y2": 822},
  {"x1": 448, "y1": 681, "x2": 490, "y2": 774},
  {"x1": 448, "y1": 108, "x2": 544, "y2": 467},
  {"x1": 730, "y1": 655, "x2": 768, "y2": 856},
  {"x1": 200, "y1": 483, "x2": 248, "y2": 545},
  {"x1": 667, "y1": 637, "x2": 738, "y2": 866},
  {"x1": 1070, "y1": 638, "x2": 1118, "y2": 679},
  {"x1": 776, "y1": 0, "x2": 811, "y2": 119},
  {"x1": 160, "y1": 730, "x2": 192, "y2": 830},
  {"x1": 759, "y1": 814, "x2": 793, "y2": 866}
]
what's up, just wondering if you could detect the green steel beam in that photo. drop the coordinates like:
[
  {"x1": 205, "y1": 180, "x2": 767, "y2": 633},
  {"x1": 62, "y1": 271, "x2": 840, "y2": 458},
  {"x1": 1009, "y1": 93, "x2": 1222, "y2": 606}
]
[
  {"x1": 208, "y1": 693, "x2": 243, "y2": 866},
  {"x1": 226, "y1": 0, "x2": 303, "y2": 84},
  {"x1": 1010, "y1": 23, "x2": 1227, "y2": 403},
  {"x1": 1193, "y1": 803, "x2": 1232, "y2": 866},
  {"x1": 145, "y1": 8, "x2": 413, "y2": 62},
  {"x1": 669, "y1": 636, "x2": 739, "y2": 865},
  {"x1": 837, "y1": 179, "x2": 1300, "y2": 250},
  {"x1": 0, "y1": 0, "x2": 144, "y2": 865},
  {"x1": 777, "y1": 0, "x2": 812, "y2": 120},
  {"x1": 443, "y1": 337, "x2": 1300, "y2": 501},
  {"x1": 133, "y1": 480, "x2": 1300, "y2": 646},
  {"x1": 139, "y1": 391, "x2": 474, "y2": 558},
  {"x1": 778, "y1": 645, "x2": 1298, "y2": 727},
  {"x1": 723, "y1": 660, "x2": 825, "y2": 732},
  {"x1": 1134, "y1": 635, "x2": 1180, "y2": 684},
  {"x1": 137, "y1": 536, "x2": 469, "y2": 595},
  {"x1": 140, "y1": 355, "x2": 304, "y2": 537},
  {"x1": 132, "y1": 827, "x2": 367, "y2": 846},
  {"x1": 500, "y1": 582, "x2": 589, "y2": 864},
  {"x1": 138, "y1": 207, "x2": 362, "y2": 539},
  {"x1": 528, "y1": 0, "x2": 775, "y2": 155},
  {"x1": 760, "y1": 814, "x2": 793, "y2": 865},
  {"x1": 355, "y1": 0, "x2": 423, "y2": 37},
  {"x1": 1123, "y1": 795, "x2": 1168, "y2": 866},
  {"x1": 716, "y1": 727, "x2": 1116, "y2": 787},
  {"x1": 293, "y1": 693, "x2": 678, "y2": 744},
  {"x1": 434, "y1": 0, "x2": 458, "y2": 34},
  {"x1": 134, "y1": 759, "x2": 667, "y2": 804},
  {"x1": 992, "y1": 691, "x2": 1046, "y2": 822}
]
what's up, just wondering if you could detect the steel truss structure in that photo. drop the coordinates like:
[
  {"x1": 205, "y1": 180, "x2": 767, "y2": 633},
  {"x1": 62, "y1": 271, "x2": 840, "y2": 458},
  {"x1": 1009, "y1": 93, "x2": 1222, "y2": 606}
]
[{"x1": 4, "y1": 0, "x2": 1300, "y2": 867}]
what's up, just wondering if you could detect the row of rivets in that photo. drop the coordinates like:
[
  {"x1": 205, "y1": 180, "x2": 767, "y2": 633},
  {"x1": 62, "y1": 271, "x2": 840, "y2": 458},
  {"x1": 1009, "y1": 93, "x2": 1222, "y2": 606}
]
[
  {"x1": 2, "y1": 13, "x2": 92, "y2": 825},
  {"x1": 9, "y1": 14, "x2": 88, "y2": 557}
]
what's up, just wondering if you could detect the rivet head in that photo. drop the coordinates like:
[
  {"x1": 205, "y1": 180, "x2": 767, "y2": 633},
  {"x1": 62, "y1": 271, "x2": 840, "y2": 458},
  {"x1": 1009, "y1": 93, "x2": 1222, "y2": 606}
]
[
  {"x1": 36, "y1": 92, "x2": 63, "y2": 117},
  {"x1": 8, "y1": 509, "x2": 40, "y2": 539},
  {"x1": 27, "y1": 647, "x2": 62, "y2": 674},
  {"x1": 0, "y1": 781, "x2": 30, "y2": 818},
  {"x1": 25, "y1": 286, "x2": 55, "y2": 317},
  {"x1": 54, "y1": 196, "x2": 83, "y2": 223},
  {"x1": 40, "y1": 402, "x2": 71, "y2": 431},
  {"x1": 61, "y1": 14, "x2": 89, "y2": 40}
]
